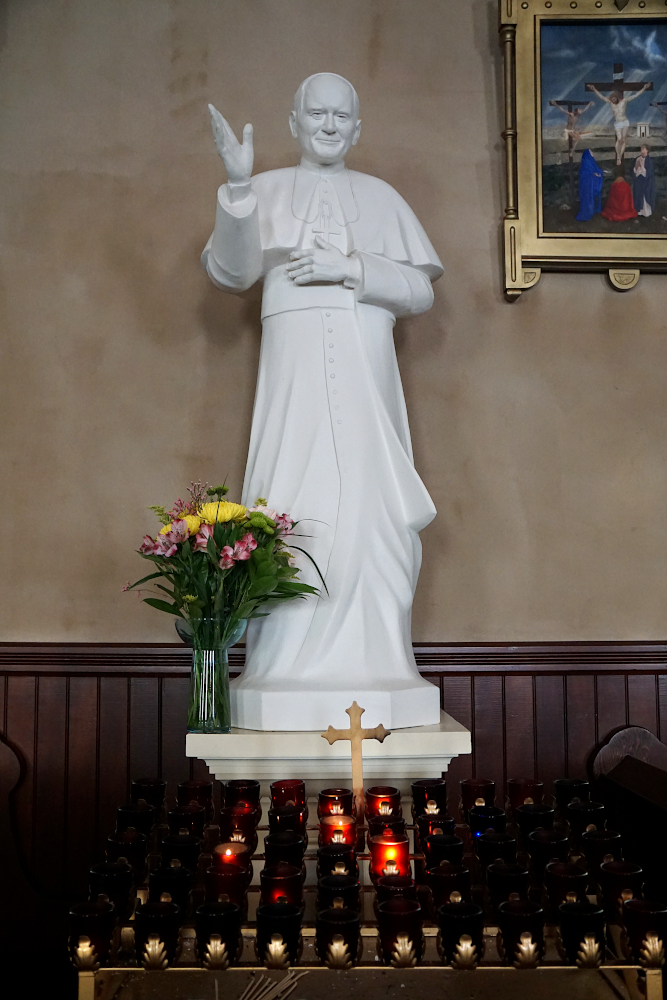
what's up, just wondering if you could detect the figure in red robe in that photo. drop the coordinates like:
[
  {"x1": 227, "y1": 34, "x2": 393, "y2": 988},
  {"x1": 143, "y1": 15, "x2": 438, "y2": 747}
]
[{"x1": 601, "y1": 176, "x2": 638, "y2": 222}]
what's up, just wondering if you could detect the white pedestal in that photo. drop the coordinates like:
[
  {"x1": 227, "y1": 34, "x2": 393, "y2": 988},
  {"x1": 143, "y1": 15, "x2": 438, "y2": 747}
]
[{"x1": 186, "y1": 711, "x2": 471, "y2": 785}]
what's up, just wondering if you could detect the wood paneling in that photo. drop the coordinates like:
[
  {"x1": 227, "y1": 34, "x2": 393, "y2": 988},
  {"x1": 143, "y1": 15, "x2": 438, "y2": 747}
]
[{"x1": 1, "y1": 641, "x2": 666, "y2": 899}]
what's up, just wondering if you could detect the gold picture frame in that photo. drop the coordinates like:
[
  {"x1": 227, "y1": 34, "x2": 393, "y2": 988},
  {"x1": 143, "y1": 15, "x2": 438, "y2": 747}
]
[{"x1": 499, "y1": 0, "x2": 667, "y2": 300}]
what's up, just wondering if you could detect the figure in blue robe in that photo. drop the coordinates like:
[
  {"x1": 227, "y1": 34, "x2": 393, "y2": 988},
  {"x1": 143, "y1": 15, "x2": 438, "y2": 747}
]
[
  {"x1": 633, "y1": 147, "x2": 656, "y2": 217},
  {"x1": 576, "y1": 149, "x2": 603, "y2": 222}
]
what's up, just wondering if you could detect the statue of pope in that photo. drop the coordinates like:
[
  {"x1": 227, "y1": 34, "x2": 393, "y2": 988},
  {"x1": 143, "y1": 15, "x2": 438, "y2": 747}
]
[{"x1": 203, "y1": 73, "x2": 443, "y2": 732}]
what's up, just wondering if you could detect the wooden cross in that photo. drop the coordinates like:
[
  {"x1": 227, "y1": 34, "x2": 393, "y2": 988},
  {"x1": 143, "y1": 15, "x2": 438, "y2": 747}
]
[
  {"x1": 585, "y1": 63, "x2": 653, "y2": 99},
  {"x1": 321, "y1": 701, "x2": 390, "y2": 825}
]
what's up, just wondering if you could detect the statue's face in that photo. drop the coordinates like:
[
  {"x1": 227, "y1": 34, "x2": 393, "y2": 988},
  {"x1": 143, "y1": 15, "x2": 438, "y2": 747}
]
[{"x1": 289, "y1": 76, "x2": 360, "y2": 165}]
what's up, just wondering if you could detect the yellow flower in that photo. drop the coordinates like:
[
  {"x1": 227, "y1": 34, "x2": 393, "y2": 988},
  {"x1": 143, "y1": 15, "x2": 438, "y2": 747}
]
[
  {"x1": 181, "y1": 514, "x2": 202, "y2": 535},
  {"x1": 199, "y1": 500, "x2": 247, "y2": 524},
  {"x1": 159, "y1": 523, "x2": 172, "y2": 535}
]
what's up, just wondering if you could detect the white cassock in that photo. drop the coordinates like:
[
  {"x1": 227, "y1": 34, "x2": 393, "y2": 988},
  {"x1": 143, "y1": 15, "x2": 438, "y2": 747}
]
[{"x1": 202, "y1": 159, "x2": 444, "y2": 732}]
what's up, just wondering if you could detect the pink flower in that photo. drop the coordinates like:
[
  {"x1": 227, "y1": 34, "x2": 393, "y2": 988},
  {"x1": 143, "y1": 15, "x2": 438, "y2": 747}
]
[
  {"x1": 140, "y1": 535, "x2": 160, "y2": 555},
  {"x1": 193, "y1": 524, "x2": 215, "y2": 553},
  {"x1": 219, "y1": 545, "x2": 235, "y2": 570},
  {"x1": 165, "y1": 519, "x2": 189, "y2": 544},
  {"x1": 275, "y1": 514, "x2": 294, "y2": 534},
  {"x1": 232, "y1": 532, "x2": 257, "y2": 561},
  {"x1": 240, "y1": 532, "x2": 257, "y2": 552},
  {"x1": 151, "y1": 534, "x2": 178, "y2": 557}
]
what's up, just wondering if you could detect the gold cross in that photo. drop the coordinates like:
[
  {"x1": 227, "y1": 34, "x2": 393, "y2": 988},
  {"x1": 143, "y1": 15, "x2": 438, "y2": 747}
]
[{"x1": 321, "y1": 701, "x2": 390, "y2": 825}]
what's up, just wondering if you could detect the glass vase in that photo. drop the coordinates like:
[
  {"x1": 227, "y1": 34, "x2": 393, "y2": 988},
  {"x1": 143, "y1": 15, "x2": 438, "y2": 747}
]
[{"x1": 186, "y1": 617, "x2": 247, "y2": 734}]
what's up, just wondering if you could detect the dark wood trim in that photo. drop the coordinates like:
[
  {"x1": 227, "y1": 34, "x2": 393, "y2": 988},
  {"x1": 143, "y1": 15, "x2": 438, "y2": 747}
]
[{"x1": 1, "y1": 641, "x2": 666, "y2": 675}]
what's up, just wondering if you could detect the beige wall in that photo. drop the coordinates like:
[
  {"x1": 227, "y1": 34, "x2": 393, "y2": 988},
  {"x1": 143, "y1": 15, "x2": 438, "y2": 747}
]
[{"x1": 1, "y1": 0, "x2": 666, "y2": 643}]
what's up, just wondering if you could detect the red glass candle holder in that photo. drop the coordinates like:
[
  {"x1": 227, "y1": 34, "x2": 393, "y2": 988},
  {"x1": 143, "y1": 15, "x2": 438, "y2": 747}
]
[
  {"x1": 107, "y1": 830, "x2": 148, "y2": 885},
  {"x1": 268, "y1": 804, "x2": 308, "y2": 838},
  {"x1": 622, "y1": 899, "x2": 667, "y2": 962},
  {"x1": 265, "y1": 831, "x2": 306, "y2": 869},
  {"x1": 369, "y1": 829, "x2": 411, "y2": 882},
  {"x1": 161, "y1": 830, "x2": 202, "y2": 872},
  {"x1": 177, "y1": 779, "x2": 214, "y2": 820},
  {"x1": 168, "y1": 803, "x2": 207, "y2": 838},
  {"x1": 426, "y1": 862, "x2": 472, "y2": 909},
  {"x1": 545, "y1": 861, "x2": 589, "y2": 912},
  {"x1": 315, "y1": 906, "x2": 361, "y2": 966},
  {"x1": 411, "y1": 778, "x2": 447, "y2": 818},
  {"x1": 318, "y1": 786, "x2": 354, "y2": 819},
  {"x1": 270, "y1": 778, "x2": 307, "y2": 810},
  {"x1": 260, "y1": 863, "x2": 304, "y2": 906},
  {"x1": 131, "y1": 777, "x2": 166, "y2": 812},
  {"x1": 317, "y1": 844, "x2": 358, "y2": 879},
  {"x1": 368, "y1": 815, "x2": 408, "y2": 841},
  {"x1": 224, "y1": 779, "x2": 262, "y2": 821},
  {"x1": 317, "y1": 874, "x2": 361, "y2": 912},
  {"x1": 219, "y1": 805, "x2": 259, "y2": 852},
  {"x1": 69, "y1": 898, "x2": 116, "y2": 967},
  {"x1": 319, "y1": 814, "x2": 356, "y2": 847},
  {"x1": 376, "y1": 898, "x2": 424, "y2": 965},
  {"x1": 507, "y1": 778, "x2": 544, "y2": 812},
  {"x1": 460, "y1": 778, "x2": 495, "y2": 818},
  {"x1": 526, "y1": 829, "x2": 569, "y2": 882},
  {"x1": 415, "y1": 814, "x2": 454, "y2": 852},
  {"x1": 213, "y1": 840, "x2": 253, "y2": 872},
  {"x1": 89, "y1": 861, "x2": 134, "y2": 922},
  {"x1": 487, "y1": 862, "x2": 530, "y2": 911},
  {"x1": 134, "y1": 897, "x2": 181, "y2": 966},
  {"x1": 599, "y1": 860, "x2": 644, "y2": 918},
  {"x1": 366, "y1": 785, "x2": 401, "y2": 819},
  {"x1": 497, "y1": 899, "x2": 545, "y2": 965},
  {"x1": 376, "y1": 875, "x2": 417, "y2": 905},
  {"x1": 423, "y1": 833, "x2": 464, "y2": 868},
  {"x1": 205, "y1": 865, "x2": 250, "y2": 907},
  {"x1": 116, "y1": 801, "x2": 156, "y2": 837}
]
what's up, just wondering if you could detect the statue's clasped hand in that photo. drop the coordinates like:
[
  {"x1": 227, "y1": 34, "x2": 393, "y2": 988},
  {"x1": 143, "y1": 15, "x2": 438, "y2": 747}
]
[{"x1": 286, "y1": 237, "x2": 353, "y2": 284}]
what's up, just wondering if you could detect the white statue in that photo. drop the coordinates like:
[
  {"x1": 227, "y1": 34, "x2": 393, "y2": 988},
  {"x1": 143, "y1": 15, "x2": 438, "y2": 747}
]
[{"x1": 203, "y1": 73, "x2": 443, "y2": 732}]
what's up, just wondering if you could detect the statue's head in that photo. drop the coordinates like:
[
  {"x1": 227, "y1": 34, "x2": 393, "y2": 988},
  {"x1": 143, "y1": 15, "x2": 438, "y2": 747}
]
[{"x1": 289, "y1": 73, "x2": 361, "y2": 166}]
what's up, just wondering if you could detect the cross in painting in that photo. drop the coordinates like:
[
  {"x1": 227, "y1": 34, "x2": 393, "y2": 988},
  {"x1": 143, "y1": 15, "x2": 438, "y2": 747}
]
[
  {"x1": 321, "y1": 701, "x2": 390, "y2": 825},
  {"x1": 549, "y1": 99, "x2": 594, "y2": 200},
  {"x1": 586, "y1": 63, "x2": 653, "y2": 165}
]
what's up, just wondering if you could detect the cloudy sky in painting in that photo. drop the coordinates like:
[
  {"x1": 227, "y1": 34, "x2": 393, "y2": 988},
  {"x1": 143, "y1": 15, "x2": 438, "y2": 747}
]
[{"x1": 541, "y1": 21, "x2": 667, "y2": 128}]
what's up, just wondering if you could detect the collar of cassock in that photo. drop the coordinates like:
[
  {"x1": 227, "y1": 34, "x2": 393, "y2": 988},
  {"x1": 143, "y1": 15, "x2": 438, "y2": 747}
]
[{"x1": 291, "y1": 159, "x2": 359, "y2": 225}]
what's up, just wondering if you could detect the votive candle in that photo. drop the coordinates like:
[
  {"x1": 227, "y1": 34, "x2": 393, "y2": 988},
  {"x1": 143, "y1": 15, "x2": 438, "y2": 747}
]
[
  {"x1": 369, "y1": 829, "x2": 411, "y2": 882},
  {"x1": 319, "y1": 814, "x2": 356, "y2": 847}
]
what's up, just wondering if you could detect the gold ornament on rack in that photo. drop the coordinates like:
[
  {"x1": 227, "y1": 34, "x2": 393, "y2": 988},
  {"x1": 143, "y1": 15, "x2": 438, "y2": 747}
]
[
  {"x1": 72, "y1": 935, "x2": 100, "y2": 972},
  {"x1": 264, "y1": 933, "x2": 291, "y2": 970},
  {"x1": 378, "y1": 802, "x2": 393, "y2": 816},
  {"x1": 514, "y1": 932, "x2": 540, "y2": 969},
  {"x1": 230, "y1": 830, "x2": 245, "y2": 843},
  {"x1": 332, "y1": 861, "x2": 348, "y2": 876},
  {"x1": 424, "y1": 799, "x2": 440, "y2": 815},
  {"x1": 142, "y1": 933, "x2": 169, "y2": 970},
  {"x1": 391, "y1": 933, "x2": 418, "y2": 968},
  {"x1": 382, "y1": 860, "x2": 400, "y2": 877},
  {"x1": 325, "y1": 933, "x2": 353, "y2": 970},
  {"x1": 451, "y1": 933, "x2": 479, "y2": 970},
  {"x1": 576, "y1": 934, "x2": 603, "y2": 969},
  {"x1": 203, "y1": 933, "x2": 230, "y2": 971},
  {"x1": 640, "y1": 933, "x2": 666, "y2": 969}
]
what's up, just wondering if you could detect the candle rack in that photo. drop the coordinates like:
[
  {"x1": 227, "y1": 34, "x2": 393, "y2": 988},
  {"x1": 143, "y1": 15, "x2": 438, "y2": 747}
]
[{"x1": 75, "y1": 803, "x2": 662, "y2": 1000}]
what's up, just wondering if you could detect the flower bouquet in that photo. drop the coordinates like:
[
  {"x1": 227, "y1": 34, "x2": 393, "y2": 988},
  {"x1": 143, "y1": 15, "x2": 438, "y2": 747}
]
[{"x1": 125, "y1": 481, "x2": 320, "y2": 733}]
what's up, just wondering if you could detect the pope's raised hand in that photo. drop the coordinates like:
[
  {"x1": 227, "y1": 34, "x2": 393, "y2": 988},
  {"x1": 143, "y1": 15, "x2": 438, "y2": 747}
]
[
  {"x1": 208, "y1": 104, "x2": 253, "y2": 184},
  {"x1": 286, "y1": 236, "x2": 352, "y2": 285}
]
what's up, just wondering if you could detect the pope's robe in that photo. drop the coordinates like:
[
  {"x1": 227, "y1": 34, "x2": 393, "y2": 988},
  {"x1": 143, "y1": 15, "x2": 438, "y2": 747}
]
[{"x1": 202, "y1": 161, "x2": 444, "y2": 731}]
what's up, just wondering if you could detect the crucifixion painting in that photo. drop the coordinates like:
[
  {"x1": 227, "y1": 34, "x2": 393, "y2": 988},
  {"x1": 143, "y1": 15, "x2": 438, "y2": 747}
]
[{"x1": 540, "y1": 20, "x2": 667, "y2": 235}]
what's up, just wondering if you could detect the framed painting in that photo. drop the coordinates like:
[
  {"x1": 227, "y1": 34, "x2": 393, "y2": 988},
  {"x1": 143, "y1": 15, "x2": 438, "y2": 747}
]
[{"x1": 499, "y1": 0, "x2": 667, "y2": 299}]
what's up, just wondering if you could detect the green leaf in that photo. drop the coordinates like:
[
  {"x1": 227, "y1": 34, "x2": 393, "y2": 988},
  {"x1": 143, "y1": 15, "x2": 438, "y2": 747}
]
[
  {"x1": 143, "y1": 598, "x2": 183, "y2": 617},
  {"x1": 126, "y1": 570, "x2": 164, "y2": 589}
]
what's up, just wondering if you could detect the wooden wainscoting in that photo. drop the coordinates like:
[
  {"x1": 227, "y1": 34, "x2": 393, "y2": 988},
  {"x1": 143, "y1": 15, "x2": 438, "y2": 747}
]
[{"x1": 1, "y1": 641, "x2": 666, "y2": 900}]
